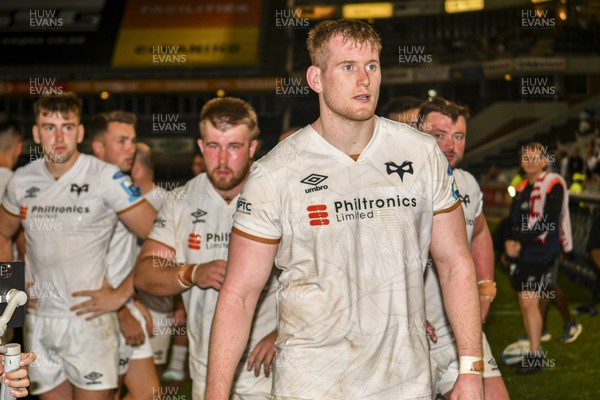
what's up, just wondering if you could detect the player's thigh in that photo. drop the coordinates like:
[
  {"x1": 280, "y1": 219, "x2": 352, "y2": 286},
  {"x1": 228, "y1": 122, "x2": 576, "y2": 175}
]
[
  {"x1": 123, "y1": 357, "x2": 160, "y2": 399},
  {"x1": 73, "y1": 387, "x2": 114, "y2": 400},
  {"x1": 39, "y1": 380, "x2": 73, "y2": 400}
]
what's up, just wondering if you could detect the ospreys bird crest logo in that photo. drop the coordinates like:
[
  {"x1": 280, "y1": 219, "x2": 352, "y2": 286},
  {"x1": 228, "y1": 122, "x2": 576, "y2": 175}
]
[{"x1": 385, "y1": 161, "x2": 414, "y2": 181}]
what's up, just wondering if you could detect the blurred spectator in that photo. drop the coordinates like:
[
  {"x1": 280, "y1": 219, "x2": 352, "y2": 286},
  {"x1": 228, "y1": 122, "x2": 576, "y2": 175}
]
[
  {"x1": 575, "y1": 215, "x2": 600, "y2": 316},
  {"x1": 557, "y1": 150, "x2": 569, "y2": 178},
  {"x1": 567, "y1": 147, "x2": 584, "y2": 184},
  {"x1": 191, "y1": 153, "x2": 205, "y2": 176},
  {"x1": 484, "y1": 165, "x2": 509, "y2": 185},
  {"x1": 585, "y1": 141, "x2": 597, "y2": 179}
]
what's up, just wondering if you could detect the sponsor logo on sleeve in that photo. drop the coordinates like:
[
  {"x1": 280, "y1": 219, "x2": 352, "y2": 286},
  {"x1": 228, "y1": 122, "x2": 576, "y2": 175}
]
[
  {"x1": 153, "y1": 217, "x2": 166, "y2": 228},
  {"x1": 236, "y1": 197, "x2": 252, "y2": 215},
  {"x1": 119, "y1": 179, "x2": 141, "y2": 203}
]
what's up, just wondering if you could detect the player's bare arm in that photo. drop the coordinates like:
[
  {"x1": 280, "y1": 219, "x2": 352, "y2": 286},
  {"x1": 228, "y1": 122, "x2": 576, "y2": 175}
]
[
  {"x1": 206, "y1": 233, "x2": 277, "y2": 399},
  {"x1": 0, "y1": 206, "x2": 21, "y2": 260},
  {"x1": 134, "y1": 238, "x2": 226, "y2": 296},
  {"x1": 118, "y1": 199, "x2": 156, "y2": 240},
  {"x1": 471, "y1": 212, "x2": 495, "y2": 322},
  {"x1": 431, "y1": 205, "x2": 483, "y2": 399}
]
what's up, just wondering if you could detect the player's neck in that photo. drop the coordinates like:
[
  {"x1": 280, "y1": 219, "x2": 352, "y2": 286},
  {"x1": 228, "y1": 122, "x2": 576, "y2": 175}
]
[
  {"x1": 214, "y1": 179, "x2": 247, "y2": 204},
  {"x1": 45, "y1": 151, "x2": 81, "y2": 179},
  {"x1": 135, "y1": 179, "x2": 154, "y2": 195},
  {"x1": 0, "y1": 153, "x2": 12, "y2": 170},
  {"x1": 312, "y1": 114, "x2": 376, "y2": 156},
  {"x1": 527, "y1": 169, "x2": 546, "y2": 182}
]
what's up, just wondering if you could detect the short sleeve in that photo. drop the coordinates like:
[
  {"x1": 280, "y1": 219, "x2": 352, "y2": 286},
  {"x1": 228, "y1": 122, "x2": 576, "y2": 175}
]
[
  {"x1": 232, "y1": 164, "x2": 282, "y2": 243},
  {"x1": 147, "y1": 192, "x2": 178, "y2": 250},
  {"x1": 102, "y1": 170, "x2": 143, "y2": 214},
  {"x1": 2, "y1": 175, "x2": 21, "y2": 216},
  {"x1": 430, "y1": 145, "x2": 460, "y2": 214},
  {"x1": 474, "y1": 181, "x2": 484, "y2": 218}
]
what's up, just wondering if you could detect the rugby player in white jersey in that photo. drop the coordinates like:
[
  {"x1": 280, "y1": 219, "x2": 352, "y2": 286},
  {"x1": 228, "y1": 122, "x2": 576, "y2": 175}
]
[
  {"x1": 134, "y1": 97, "x2": 277, "y2": 399},
  {"x1": 419, "y1": 97, "x2": 509, "y2": 399},
  {"x1": 207, "y1": 20, "x2": 483, "y2": 399},
  {"x1": 84, "y1": 112, "x2": 159, "y2": 400},
  {"x1": 130, "y1": 142, "x2": 178, "y2": 376},
  {"x1": 0, "y1": 93, "x2": 155, "y2": 400}
]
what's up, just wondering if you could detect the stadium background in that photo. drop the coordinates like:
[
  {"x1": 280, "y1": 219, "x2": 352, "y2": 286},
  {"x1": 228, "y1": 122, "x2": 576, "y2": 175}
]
[{"x1": 1, "y1": 0, "x2": 599, "y2": 398}]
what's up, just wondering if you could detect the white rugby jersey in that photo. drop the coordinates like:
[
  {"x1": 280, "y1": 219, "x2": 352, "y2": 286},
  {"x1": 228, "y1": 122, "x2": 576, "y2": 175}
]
[
  {"x1": 2, "y1": 154, "x2": 143, "y2": 318},
  {"x1": 232, "y1": 117, "x2": 459, "y2": 400},
  {"x1": 144, "y1": 185, "x2": 168, "y2": 211},
  {"x1": 147, "y1": 173, "x2": 276, "y2": 396},
  {"x1": 425, "y1": 168, "x2": 483, "y2": 350},
  {"x1": 0, "y1": 167, "x2": 13, "y2": 200}
]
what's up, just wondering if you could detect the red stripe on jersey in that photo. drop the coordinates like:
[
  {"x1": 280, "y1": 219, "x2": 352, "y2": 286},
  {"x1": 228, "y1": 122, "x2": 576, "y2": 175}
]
[
  {"x1": 308, "y1": 212, "x2": 328, "y2": 219},
  {"x1": 307, "y1": 204, "x2": 327, "y2": 211}
]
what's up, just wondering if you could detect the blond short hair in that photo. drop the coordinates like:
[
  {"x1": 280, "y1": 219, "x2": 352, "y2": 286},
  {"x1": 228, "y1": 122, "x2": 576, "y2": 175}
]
[
  {"x1": 307, "y1": 19, "x2": 382, "y2": 69},
  {"x1": 199, "y1": 97, "x2": 259, "y2": 140}
]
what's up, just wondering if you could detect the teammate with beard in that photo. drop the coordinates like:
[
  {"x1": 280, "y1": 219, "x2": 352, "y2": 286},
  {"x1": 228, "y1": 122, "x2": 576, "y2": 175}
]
[
  {"x1": 134, "y1": 97, "x2": 277, "y2": 399},
  {"x1": 419, "y1": 97, "x2": 509, "y2": 399}
]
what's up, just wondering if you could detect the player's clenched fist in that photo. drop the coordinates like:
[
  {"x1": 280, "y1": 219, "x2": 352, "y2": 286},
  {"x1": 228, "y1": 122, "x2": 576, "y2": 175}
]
[{"x1": 177, "y1": 260, "x2": 227, "y2": 290}]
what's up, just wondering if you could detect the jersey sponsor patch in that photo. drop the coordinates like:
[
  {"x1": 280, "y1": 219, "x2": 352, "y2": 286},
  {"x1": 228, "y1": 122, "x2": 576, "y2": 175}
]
[
  {"x1": 119, "y1": 179, "x2": 141, "y2": 203},
  {"x1": 113, "y1": 171, "x2": 126, "y2": 180}
]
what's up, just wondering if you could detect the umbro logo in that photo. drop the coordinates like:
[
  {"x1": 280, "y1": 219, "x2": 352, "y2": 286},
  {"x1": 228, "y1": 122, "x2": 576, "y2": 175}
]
[
  {"x1": 191, "y1": 209, "x2": 207, "y2": 224},
  {"x1": 459, "y1": 194, "x2": 470, "y2": 205},
  {"x1": 25, "y1": 186, "x2": 40, "y2": 198},
  {"x1": 385, "y1": 161, "x2": 414, "y2": 181},
  {"x1": 119, "y1": 358, "x2": 129, "y2": 367},
  {"x1": 301, "y1": 174, "x2": 328, "y2": 194},
  {"x1": 84, "y1": 371, "x2": 103, "y2": 385},
  {"x1": 70, "y1": 183, "x2": 89, "y2": 197}
]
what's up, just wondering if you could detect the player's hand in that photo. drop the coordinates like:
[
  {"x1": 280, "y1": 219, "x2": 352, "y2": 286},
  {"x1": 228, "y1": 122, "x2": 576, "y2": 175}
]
[
  {"x1": 480, "y1": 296, "x2": 492, "y2": 324},
  {"x1": 504, "y1": 240, "x2": 521, "y2": 258},
  {"x1": 133, "y1": 299, "x2": 154, "y2": 337},
  {"x1": 247, "y1": 330, "x2": 277, "y2": 377},
  {"x1": 0, "y1": 352, "x2": 36, "y2": 398},
  {"x1": 71, "y1": 279, "x2": 130, "y2": 320},
  {"x1": 25, "y1": 281, "x2": 36, "y2": 311},
  {"x1": 193, "y1": 260, "x2": 226, "y2": 290},
  {"x1": 117, "y1": 306, "x2": 145, "y2": 346},
  {"x1": 168, "y1": 307, "x2": 187, "y2": 327},
  {"x1": 450, "y1": 374, "x2": 483, "y2": 400}
]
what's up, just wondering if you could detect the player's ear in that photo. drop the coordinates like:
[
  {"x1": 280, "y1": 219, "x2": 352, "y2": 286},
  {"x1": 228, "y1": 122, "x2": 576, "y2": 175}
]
[
  {"x1": 77, "y1": 124, "x2": 84, "y2": 144},
  {"x1": 197, "y1": 138, "x2": 204, "y2": 154},
  {"x1": 32, "y1": 125, "x2": 40, "y2": 144},
  {"x1": 91, "y1": 140, "x2": 104, "y2": 159},
  {"x1": 307, "y1": 65, "x2": 322, "y2": 93},
  {"x1": 249, "y1": 139, "x2": 258, "y2": 158}
]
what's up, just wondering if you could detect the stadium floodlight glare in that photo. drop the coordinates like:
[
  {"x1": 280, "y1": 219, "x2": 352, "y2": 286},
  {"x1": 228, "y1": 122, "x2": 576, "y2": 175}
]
[
  {"x1": 342, "y1": 3, "x2": 393, "y2": 19},
  {"x1": 445, "y1": 0, "x2": 484, "y2": 13}
]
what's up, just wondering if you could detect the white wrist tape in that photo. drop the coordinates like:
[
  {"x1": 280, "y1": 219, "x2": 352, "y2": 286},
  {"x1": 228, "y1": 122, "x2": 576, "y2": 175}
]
[{"x1": 459, "y1": 356, "x2": 483, "y2": 375}]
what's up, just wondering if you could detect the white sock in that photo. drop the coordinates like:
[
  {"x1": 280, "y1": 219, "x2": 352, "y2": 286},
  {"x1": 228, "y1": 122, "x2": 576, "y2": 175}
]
[{"x1": 168, "y1": 344, "x2": 187, "y2": 372}]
